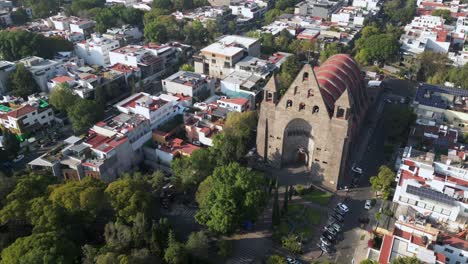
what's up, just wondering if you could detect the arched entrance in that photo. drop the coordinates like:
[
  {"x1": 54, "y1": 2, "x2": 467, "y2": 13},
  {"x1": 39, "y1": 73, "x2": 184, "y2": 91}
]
[{"x1": 282, "y1": 119, "x2": 314, "y2": 167}]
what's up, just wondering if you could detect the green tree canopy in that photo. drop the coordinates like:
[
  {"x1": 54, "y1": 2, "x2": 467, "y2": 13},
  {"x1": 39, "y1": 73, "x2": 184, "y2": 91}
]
[
  {"x1": 185, "y1": 231, "x2": 209, "y2": 261},
  {"x1": 68, "y1": 99, "x2": 103, "y2": 133},
  {"x1": 164, "y1": 231, "x2": 187, "y2": 264},
  {"x1": 105, "y1": 177, "x2": 153, "y2": 223},
  {"x1": 195, "y1": 162, "x2": 267, "y2": 234},
  {"x1": 1, "y1": 129, "x2": 20, "y2": 159},
  {"x1": 7, "y1": 63, "x2": 40, "y2": 98},
  {"x1": 0, "y1": 231, "x2": 79, "y2": 264},
  {"x1": 390, "y1": 256, "x2": 423, "y2": 264},
  {"x1": 49, "y1": 83, "x2": 77, "y2": 113},
  {"x1": 24, "y1": 0, "x2": 58, "y2": 18},
  {"x1": 355, "y1": 34, "x2": 399, "y2": 65},
  {"x1": 267, "y1": 255, "x2": 287, "y2": 264},
  {"x1": 370, "y1": 165, "x2": 396, "y2": 200},
  {"x1": 179, "y1": 64, "x2": 194, "y2": 72}
]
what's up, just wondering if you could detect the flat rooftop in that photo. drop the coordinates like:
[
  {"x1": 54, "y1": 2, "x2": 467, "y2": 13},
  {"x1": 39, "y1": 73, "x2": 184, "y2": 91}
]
[
  {"x1": 165, "y1": 71, "x2": 209, "y2": 87},
  {"x1": 201, "y1": 35, "x2": 258, "y2": 56}
]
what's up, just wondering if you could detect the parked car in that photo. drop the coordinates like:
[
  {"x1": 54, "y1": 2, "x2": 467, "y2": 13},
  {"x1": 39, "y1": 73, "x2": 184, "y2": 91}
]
[
  {"x1": 364, "y1": 200, "x2": 372, "y2": 210},
  {"x1": 320, "y1": 236, "x2": 333, "y2": 246},
  {"x1": 13, "y1": 155, "x2": 24, "y2": 163},
  {"x1": 325, "y1": 226, "x2": 337, "y2": 236},
  {"x1": 317, "y1": 242, "x2": 335, "y2": 254},
  {"x1": 334, "y1": 207, "x2": 347, "y2": 216},
  {"x1": 322, "y1": 231, "x2": 336, "y2": 241},
  {"x1": 337, "y1": 203, "x2": 350, "y2": 213},
  {"x1": 332, "y1": 213, "x2": 344, "y2": 222},
  {"x1": 286, "y1": 257, "x2": 302, "y2": 264},
  {"x1": 330, "y1": 223, "x2": 342, "y2": 232}
]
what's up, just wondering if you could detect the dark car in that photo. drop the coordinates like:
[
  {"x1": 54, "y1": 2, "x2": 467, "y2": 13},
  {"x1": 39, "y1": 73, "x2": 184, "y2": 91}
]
[
  {"x1": 334, "y1": 207, "x2": 347, "y2": 216},
  {"x1": 332, "y1": 213, "x2": 344, "y2": 222},
  {"x1": 322, "y1": 231, "x2": 336, "y2": 241}
]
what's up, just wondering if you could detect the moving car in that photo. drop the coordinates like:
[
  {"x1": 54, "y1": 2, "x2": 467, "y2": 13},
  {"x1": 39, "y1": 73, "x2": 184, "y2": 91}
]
[
  {"x1": 364, "y1": 200, "x2": 372, "y2": 210},
  {"x1": 337, "y1": 203, "x2": 350, "y2": 213}
]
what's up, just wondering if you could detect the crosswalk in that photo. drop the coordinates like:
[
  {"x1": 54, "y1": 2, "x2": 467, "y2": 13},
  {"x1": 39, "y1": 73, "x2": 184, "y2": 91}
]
[{"x1": 226, "y1": 245, "x2": 262, "y2": 264}]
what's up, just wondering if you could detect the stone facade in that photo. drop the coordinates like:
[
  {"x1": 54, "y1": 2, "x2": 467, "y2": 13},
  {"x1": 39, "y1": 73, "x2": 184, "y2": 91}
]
[{"x1": 256, "y1": 54, "x2": 367, "y2": 190}]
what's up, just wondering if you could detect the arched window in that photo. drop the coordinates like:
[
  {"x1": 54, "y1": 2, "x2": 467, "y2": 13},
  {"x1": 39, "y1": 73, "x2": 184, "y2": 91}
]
[
  {"x1": 286, "y1": 100, "x2": 293, "y2": 108},
  {"x1": 303, "y1": 72, "x2": 309, "y2": 81},
  {"x1": 299, "y1": 103, "x2": 305, "y2": 111},
  {"x1": 266, "y1": 92, "x2": 273, "y2": 102},
  {"x1": 307, "y1": 89, "x2": 313, "y2": 98},
  {"x1": 336, "y1": 107, "x2": 345, "y2": 118},
  {"x1": 312, "y1": 105, "x2": 319, "y2": 114}
]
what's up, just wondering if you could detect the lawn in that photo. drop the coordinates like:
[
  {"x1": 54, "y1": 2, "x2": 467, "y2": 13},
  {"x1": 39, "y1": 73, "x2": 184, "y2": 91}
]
[
  {"x1": 301, "y1": 190, "x2": 333, "y2": 205},
  {"x1": 304, "y1": 207, "x2": 321, "y2": 225}
]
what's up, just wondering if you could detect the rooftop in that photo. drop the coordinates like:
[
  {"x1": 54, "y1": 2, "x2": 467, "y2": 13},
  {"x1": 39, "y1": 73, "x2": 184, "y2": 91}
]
[
  {"x1": 415, "y1": 83, "x2": 468, "y2": 112},
  {"x1": 165, "y1": 71, "x2": 210, "y2": 87},
  {"x1": 201, "y1": 35, "x2": 258, "y2": 57}
]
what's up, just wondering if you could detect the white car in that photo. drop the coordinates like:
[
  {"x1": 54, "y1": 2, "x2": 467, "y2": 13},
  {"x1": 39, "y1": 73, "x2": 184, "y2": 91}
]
[
  {"x1": 352, "y1": 165, "x2": 363, "y2": 174},
  {"x1": 13, "y1": 154, "x2": 24, "y2": 163},
  {"x1": 364, "y1": 200, "x2": 372, "y2": 210},
  {"x1": 337, "y1": 203, "x2": 349, "y2": 213}
]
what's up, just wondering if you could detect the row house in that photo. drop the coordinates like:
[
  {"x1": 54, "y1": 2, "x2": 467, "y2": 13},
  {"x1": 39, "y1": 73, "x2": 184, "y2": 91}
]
[{"x1": 75, "y1": 34, "x2": 121, "y2": 67}]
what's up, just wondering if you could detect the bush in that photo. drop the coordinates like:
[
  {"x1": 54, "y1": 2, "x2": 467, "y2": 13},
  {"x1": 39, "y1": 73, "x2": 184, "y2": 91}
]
[
  {"x1": 217, "y1": 239, "x2": 233, "y2": 258},
  {"x1": 281, "y1": 234, "x2": 301, "y2": 254},
  {"x1": 371, "y1": 199, "x2": 377, "y2": 206},
  {"x1": 267, "y1": 255, "x2": 287, "y2": 264},
  {"x1": 295, "y1": 184, "x2": 305, "y2": 195}
]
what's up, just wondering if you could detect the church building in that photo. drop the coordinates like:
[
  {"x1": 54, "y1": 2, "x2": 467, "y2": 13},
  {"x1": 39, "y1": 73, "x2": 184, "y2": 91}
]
[{"x1": 256, "y1": 54, "x2": 368, "y2": 190}]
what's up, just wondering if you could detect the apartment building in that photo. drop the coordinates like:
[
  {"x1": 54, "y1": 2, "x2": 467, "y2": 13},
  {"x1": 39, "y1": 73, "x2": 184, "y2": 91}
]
[
  {"x1": 0, "y1": 100, "x2": 54, "y2": 136},
  {"x1": 194, "y1": 35, "x2": 261, "y2": 78},
  {"x1": 115, "y1": 92, "x2": 185, "y2": 129},
  {"x1": 17, "y1": 56, "x2": 68, "y2": 93},
  {"x1": 229, "y1": 1, "x2": 266, "y2": 20},
  {"x1": 109, "y1": 45, "x2": 164, "y2": 79},
  {"x1": 162, "y1": 71, "x2": 215, "y2": 99},
  {"x1": 0, "y1": 61, "x2": 15, "y2": 95},
  {"x1": 75, "y1": 34, "x2": 120, "y2": 66},
  {"x1": 394, "y1": 146, "x2": 468, "y2": 228}
]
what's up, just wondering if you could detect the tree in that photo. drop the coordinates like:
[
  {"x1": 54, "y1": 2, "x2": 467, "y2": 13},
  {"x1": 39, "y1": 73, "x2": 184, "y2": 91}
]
[
  {"x1": 281, "y1": 234, "x2": 301, "y2": 254},
  {"x1": 355, "y1": 34, "x2": 399, "y2": 65},
  {"x1": 360, "y1": 259, "x2": 378, "y2": 264},
  {"x1": 370, "y1": 165, "x2": 395, "y2": 200},
  {"x1": 185, "y1": 231, "x2": 209, "y2": 261},
  {"x1": 416, "y1": 51, "x2": 451, "y2": 82},
  {"x1": 432, "y1": 9, "x2": 452, "y2": 23},
  {"x1": 0, "y1": 173, "x2": 56, "y2": 225},
  {"x1": 267, "y1": 255, "x2": 287, "y2": 264},
  {"x1": 385, "y1": 105, "x2": 416, "y2": 142},
  {"x1": 272, "y1": 187, "x2": 280, "y2": 227},
  {"x1": 10, "y1": 8, "x2": 29, "y2": 25},
  {"x1": 152, "y1": 0, "x2": 173, "y2": 10},
  {"x1": 383, "y1": 0, "x2": 416, "y2": 25},
  {"x1": 24, "y1": 0, "x2": 59, "y2": 18},
  {"x1": 195, "y1": 162, "x2": 267, "y2": 234},
  {"x1": 164, "y1": 231, "x2": 187, "y2": 264},
  {"x1": 68, "y1": 99, "x2": 103, "y2": 133},
  {"x1": 282, "y1": 185, "x2": 288, "y2": 215},
  {"x1": 70, "y1": 0, "x2": 105, "y2": 16},
  {"x1": 144, "y1": 21, "x2": 168, "y2": 43},
  {"x1": 390, "y1": 256, "x2": 422, "y2": 264},
  {"x1": 0, "y1": 231, "x2": 79, "y2": 263},
  {"x1": 179, "y1": 64, "x2": 194, "y2": 72},
  {"x1": 105, "y1": 177, "x2": 153, "y2": 223},
  {"x1": 7, "y1": 63, "x2": 40, "y2": 98},
  {"x1": 104, "y1": 221, "x2": 133, "y2": 252},
  {"x1": 49, "y1": 83, "x2": 77, "y2": 113},
  {"x1": 265, "y1": 9, "x2": 281, "y2": 25},
  {"x1": 1, "y1": 129, "x2": 20, "y2": 159},
  {"x1": 277, "y1": 55, "x2": 301, "y2": 94},
  {"x1": 320, "y1": 42, "x2": 343, "y2": 62}
]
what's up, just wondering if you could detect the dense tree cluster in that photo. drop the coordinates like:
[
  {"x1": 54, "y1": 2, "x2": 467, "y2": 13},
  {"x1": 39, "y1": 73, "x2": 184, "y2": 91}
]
[
  {"x1": 383, "y1": 0, "x2": 416, "y2": 25},
  {"x1": 353, "y1": 25, "x2": 400, "y2": 65},
  {"x1": 0, "y1": 30, "x2": 73, "y2": 61},
  {"x1": 49, "y1": 84, "x2": 104, "y2": 133},
  {"x1": 23, "y1": 0, "x2": 58, "y2": 18},
  {"x1": 370, "y1": 166, "x2": 396, "y2": 200},
  {"x1": 0, "y1": 171, "x2": 212, "y2": 263},
  {"x1": 0, "y1": 129, "x2": 20, "y2": 160},
  {"x1": 7, "y1": 63, "x2": 40, "y2": 99},
  {"x1": 416, "y1": 51, "x2": 468, "y2": 89}
]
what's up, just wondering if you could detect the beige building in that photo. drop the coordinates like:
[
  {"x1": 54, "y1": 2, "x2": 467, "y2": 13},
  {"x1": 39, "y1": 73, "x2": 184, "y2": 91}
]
[
  {"x1": 256, "y1": 54, "x2": 368, "y2": 190},
  {"x1": 194, "y1": 35, "x2": 261, "y2": 79}
]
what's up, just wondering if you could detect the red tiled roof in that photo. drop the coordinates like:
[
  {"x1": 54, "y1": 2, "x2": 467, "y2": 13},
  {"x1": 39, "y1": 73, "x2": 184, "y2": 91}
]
[
  {"x1": 440, "y1": 234, "x2": 468, "y2": 250},
  {"x1": 6, "y1": 105, "x2": 36, "y2": 118},
  {"x1": 379, "y1": 235, "x2": 394, "y2": 264},
  {"x1": 110, "y1": 63, "x2": 138, "y2": 73},
  {"x1": 436, "y1": 253, "x2": 446, "y2": 263},
  {"x1": 51, "y1": 76, "x2": 74, "y2": 83},
  {"x1": 219, "y1": 97, "x2": 249, "y2": 105}
]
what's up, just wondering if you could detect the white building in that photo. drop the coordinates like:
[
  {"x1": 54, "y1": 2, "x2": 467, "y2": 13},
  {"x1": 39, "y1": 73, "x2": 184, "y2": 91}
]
[
  {"x1": 352, "y1": 0, "x2": 379, "y2": 10},
  {"x1": 115, "y1": 92, "x2": 185, "y2": 129},
  {"x1": 400, "y1": 16, "x2": 450, "y2": 55},
  {"x1": 47, "y1": 15, "x2": 95, "y2": 35},
  {"x1": 75, "y1": 34, "x2": 120, "y2": 66},
  {"x1": 162, "y1": 71, "x2": 215, "y2": 98},
  {"x1": 229, "y1": 1, "x2": 266, "y2": 19},
  {"x1": 103, "y1": 25, "x2": 143, "y2": 45},
  {"x1": 0, "y1": 61, "x2": 15, "y2": 95},
  {"x1": 17, "y1": 56, "x2": 67, "y2": 93},
  {"x1": 394, "y1": 147, "x2": 468, "y2": 228},
  {"x1": 331, "y1": 7, "x2": 365, "y2": 27},
  {"x1": 0, "y1": 102, "x2": 54, "y2": 135},
  {"x1": 217, "y1": 97, "x2": 250, "y2": 112}
]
